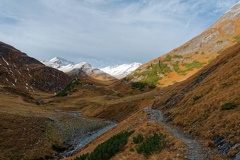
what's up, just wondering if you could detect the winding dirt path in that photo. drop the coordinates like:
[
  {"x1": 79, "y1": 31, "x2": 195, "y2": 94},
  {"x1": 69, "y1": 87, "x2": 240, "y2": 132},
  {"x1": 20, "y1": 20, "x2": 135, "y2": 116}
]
[{"x1": 152, "y1": 109, "x2": 213, "y2": 160}]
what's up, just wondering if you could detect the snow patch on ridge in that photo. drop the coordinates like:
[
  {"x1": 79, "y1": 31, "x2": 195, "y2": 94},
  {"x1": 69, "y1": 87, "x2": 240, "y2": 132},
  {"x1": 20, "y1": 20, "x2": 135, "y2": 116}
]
[{"x1": 100, "y1": 62, "x2": 142, "y2": 79}]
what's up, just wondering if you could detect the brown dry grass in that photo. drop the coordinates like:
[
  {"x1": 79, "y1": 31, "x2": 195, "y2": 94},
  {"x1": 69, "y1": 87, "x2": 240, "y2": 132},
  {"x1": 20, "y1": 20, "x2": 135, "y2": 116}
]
[
  {"x1": 1, "y1": 44, "x2": 239, "y2": 160},
  {"x1": 154, "y1": 43, "x2": 240, "y2": 158},
  {"x1": 0, "y1": 85, "x2": 108, "y2": 159},
  {"x1": 63, "y1": 42, "x2": 239, "y2": 160},
  {"x1": 65, "y1": 107, "x2": 186, "y2": 160}
]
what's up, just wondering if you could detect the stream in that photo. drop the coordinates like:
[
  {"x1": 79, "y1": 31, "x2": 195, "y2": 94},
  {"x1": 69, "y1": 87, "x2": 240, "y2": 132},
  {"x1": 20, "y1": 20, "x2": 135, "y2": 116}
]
[{"x1": 60, "y1": 121, "x2": 117, "y2": 158}]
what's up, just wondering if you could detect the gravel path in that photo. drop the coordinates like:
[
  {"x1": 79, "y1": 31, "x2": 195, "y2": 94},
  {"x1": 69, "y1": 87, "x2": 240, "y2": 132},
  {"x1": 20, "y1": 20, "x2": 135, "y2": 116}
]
[{"x1": 151, "y1": 109, "x2": 213, "y2": 160}]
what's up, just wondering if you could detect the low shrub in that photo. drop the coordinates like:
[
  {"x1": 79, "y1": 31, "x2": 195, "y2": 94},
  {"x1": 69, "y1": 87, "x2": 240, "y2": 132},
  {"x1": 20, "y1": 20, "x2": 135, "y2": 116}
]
[
  {"x1": 74, "y1": 131, "x2": 134, "y2": 160},
  {"x1": 221, "y1": 102, "x2": 238, "y2": 110},
  {"x1": 75, "y1": 153, "x2": 89, "y2": 160},
  {"x1": 137, "y1": 133, "x2": 166, "y2": 157},
  {"x1": 193, "y1": 94, "x2": 203, "y2": 101},
  {"x1": 133, "y1": 133, "x2": 144, "y2": 144},
  {"x1": 56, "y1": 78, "x2": 80, "y2": 97},
  {"x1": 132, "y1": 82, "x2": 146, "y2": 90}
]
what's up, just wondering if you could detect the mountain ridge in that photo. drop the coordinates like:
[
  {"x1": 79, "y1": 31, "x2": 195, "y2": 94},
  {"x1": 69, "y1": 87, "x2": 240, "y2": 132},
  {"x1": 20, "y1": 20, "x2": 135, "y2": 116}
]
[
  {"x1": 0, "y1": 42, "x2": 71, "y2": 93},
  {"x1": 43, "y1": 57, "x2": 141, "y2": 80},
  {"x1": 128, "y1": 2, "x2": 240, "y2": 87}
]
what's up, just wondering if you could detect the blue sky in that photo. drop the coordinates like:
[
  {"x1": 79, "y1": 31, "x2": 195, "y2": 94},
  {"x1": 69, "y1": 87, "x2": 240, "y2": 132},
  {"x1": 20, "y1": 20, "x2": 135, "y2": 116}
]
[{"x1": 0, "y1": 0, "x2": 239, "y2": 67}]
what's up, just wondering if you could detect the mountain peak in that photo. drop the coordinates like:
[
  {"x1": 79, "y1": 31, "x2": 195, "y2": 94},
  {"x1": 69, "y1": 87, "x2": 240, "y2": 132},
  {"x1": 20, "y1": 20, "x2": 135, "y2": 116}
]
[{"x1": 42, "y1": 57, "x2": 74, "y2": 69}]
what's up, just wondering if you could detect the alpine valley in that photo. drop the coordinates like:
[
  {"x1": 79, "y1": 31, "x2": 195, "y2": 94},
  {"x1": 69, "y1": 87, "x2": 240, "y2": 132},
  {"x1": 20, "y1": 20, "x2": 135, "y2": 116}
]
[{"x1": 0, "y1": 2, "x2": 239, "y2": 160}]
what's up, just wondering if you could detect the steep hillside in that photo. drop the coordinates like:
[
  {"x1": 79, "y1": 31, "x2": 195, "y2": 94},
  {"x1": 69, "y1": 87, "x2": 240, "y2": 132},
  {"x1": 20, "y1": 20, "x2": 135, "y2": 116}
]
[
  {"x1": 65, "y1": 42, "x2": 239, "y2": 160},
  {"x1": 43, "y1": 57, "x2": 116, "y2": 81},
  {"x1": 0, "y1": 42, "x2": 71, "y2": 92},
  {"x1": 128, "y1": 3, "x2": 240, "y2": 87},
  {"x1": 153, "y1": 42, "x2": 240, "y2": 159}
]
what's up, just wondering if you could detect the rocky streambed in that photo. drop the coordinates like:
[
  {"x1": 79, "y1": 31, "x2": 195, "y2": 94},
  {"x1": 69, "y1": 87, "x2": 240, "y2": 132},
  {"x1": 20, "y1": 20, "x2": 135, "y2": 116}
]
[
  {"x1": 60, "y1": 121, "x2": 117, "y2": 158},
  {"x1": 45, "y1": 110, "x2": 117, "y2": 159}
]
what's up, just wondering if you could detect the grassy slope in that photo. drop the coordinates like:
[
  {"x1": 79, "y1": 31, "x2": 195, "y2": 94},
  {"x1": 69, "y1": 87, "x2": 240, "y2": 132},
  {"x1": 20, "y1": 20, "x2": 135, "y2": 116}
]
[
  {"x1": 1, "y1": 42, "x2": 239, "y2": 159},
  {"x1": 128, "y1": 16, "x2": 240, "y2": 87},
  {"x1": 65, "y1": 104, "x2": 187, "y2": 160},
  {"x1": 65, "y1": 43, "x2": 239, "y2": 160},
  {"x1": 0, "y1": 86, "x2": 107, "y2": 160},
  {"x1": 153, "y1": 43, "x2": 240, "y2": 158}
]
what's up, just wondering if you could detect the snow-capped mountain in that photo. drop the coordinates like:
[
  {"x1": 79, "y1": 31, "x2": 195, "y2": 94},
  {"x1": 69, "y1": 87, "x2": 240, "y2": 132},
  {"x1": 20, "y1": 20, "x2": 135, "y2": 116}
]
[
  {"x1": 42, "y1": 57, "x2": 116, "y2": 81},
  {"x1": 100, "y1": 62, "x2": 142, "y2": 79},
  {"x1": 42, "y1": 57, "x2": 74, "y2": 69},
  {"x1": 43, "y1": 57, "x2": 142, "y2": 80}
]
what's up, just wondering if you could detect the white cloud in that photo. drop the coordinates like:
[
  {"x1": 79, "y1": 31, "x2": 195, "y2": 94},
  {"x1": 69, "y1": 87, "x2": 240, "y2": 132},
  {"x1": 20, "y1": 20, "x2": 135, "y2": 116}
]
[{"x1": 0, "y1": 0, "x2": 239, "y2": 67}]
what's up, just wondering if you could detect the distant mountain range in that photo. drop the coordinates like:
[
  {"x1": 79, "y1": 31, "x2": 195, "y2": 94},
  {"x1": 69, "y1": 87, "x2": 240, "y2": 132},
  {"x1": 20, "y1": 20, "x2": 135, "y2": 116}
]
[{"x1": 42, "y1": 57, "x2": 141, "y2": 80}]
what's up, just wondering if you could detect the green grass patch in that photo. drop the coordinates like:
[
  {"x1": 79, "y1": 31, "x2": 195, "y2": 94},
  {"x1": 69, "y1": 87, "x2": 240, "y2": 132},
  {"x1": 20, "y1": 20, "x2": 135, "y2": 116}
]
[
  {"x1": 217, "y1": 49, "x2": 224, "y2": 54},
  {"x1": 173, "y1": 62, "x2": 186, "y2": 75},
  {"x1": 132, "y1": 61, "x2": 171, "y2": 86},
  {"x1": 173, "y1": 54, "x2": 183, "y2": 59},
  {"x1": 74, "y1": 131, "x2": 134, "y2": 160},
  {"x1": 163, "y1": 55, "x2": 172, "y2": 62},
  {"x1": 56, "y1": 78, "x2": 80, "y2": 97},
  {"x1": 208, "y1": 58, "x2": 215, "y2": 63},
  {"x1": 233, "y1": 35, "x2": 240, "y2": 42},
  {"x1": 193, "y1": 94, "x2": 204, "y2": 101},
  {"x1": 221, "y1": 102, "x2": 238, "y2": 110},
  {"x1": 182, "y1": 61, "x2": 206, "y2": 71},
  {"x1": 133, "y1": 133, "x2": 144, "y2": 144},
  {"x1": 137, "y1": 133, "x2": 166, "y2": 157}
]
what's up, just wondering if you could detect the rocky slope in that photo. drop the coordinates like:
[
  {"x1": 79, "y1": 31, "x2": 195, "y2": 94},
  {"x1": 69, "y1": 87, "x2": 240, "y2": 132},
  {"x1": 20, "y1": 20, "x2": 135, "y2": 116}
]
[
  {"x1": 0, "y1": 42, "x2": 71, "y2": 93},
  {"x1": 100, "y1": 62, "x2": 142, "y2": 79},
  {"x1": 43, "y1": 57, "x2": 116, "y2": 81},
  {"x1": 128, "y1": 2, "x2": 240, "y2": 87}
]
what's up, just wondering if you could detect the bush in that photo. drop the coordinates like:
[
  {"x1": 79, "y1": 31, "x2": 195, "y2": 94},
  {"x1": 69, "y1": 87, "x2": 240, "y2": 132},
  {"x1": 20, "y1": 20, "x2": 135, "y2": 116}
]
[
  {"x1": 133, "y1": 133, "x2": 144, "y2": 144},
  {"x1": 137, "y1": 133, "x2": 166, "y2": 157},
  {"x1": 75, "y1": 153, "x2": 89, "y2": 160},
  {"x1": 193, "y1": 94, "x2": 203, "y2": 101},
  {"x1": 132, "y1": 82, "x2": 146, "y2": 90},
  {"x1": 75, "y1": 131, "x2": 134, "y2": 160},
  {"x1": 221, "y1": 102, "x2": 238, "y2": 110},
  {"x1": 148, "y1": 84, "x2": 156, "y2": 89}
]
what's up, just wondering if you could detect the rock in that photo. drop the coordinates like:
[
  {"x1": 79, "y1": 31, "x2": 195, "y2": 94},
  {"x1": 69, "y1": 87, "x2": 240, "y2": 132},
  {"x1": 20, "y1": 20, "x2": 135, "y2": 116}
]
[
  {"x1": 36, "y1": 99, "x2": 44, "y2": 106},
  {"x1": 233, "y1": 151, "x2": 240, "y2": 160}
]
